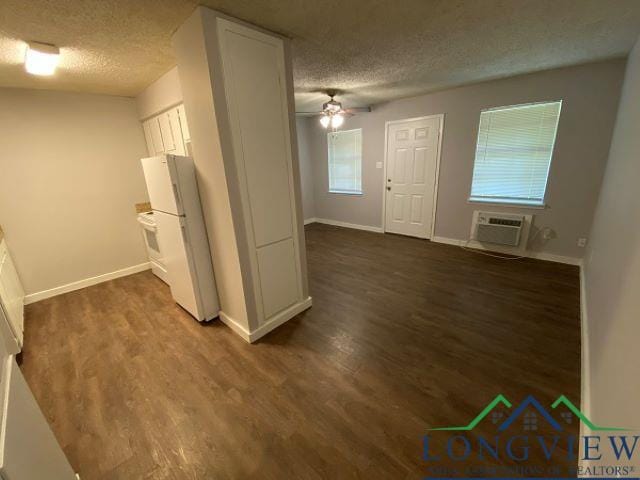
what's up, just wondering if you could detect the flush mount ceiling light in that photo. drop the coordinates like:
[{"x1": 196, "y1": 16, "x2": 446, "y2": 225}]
[{"x1": 25, "y1": 41, "x2": 60, "y2": 76}]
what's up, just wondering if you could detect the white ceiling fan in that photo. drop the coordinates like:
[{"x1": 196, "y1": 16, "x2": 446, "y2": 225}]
[{"x1": 296, "y1": 92, "x2": 371, "y2": 129}]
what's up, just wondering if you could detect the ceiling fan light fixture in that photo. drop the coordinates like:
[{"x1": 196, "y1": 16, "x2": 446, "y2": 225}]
[
  {"x1": 323, "y1": 98, "x2": 342, "y2": 113},
  {"x1": 320, "y1": 114, "x2": 331, "y2": 128},
  {"x1": 331, "y1": 114, "x2": 344, "y2": 129}
]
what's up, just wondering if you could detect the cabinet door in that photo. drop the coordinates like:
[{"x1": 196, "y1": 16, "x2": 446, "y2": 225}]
[
  {"x1": 158, "y1": 113, "x2": 177, "y2": 153},
  {"x1": 142, "y1": 121, "x2": 155, "y2": 157},
  {"x1": 217, "y1": 18, "x2": 303, "y2": 323},
  {"x1": 177, "y1": 104, "x2": 191, "y2": 142},
  {"x1": 144, "y1": 118, "x2": 165, "y2": 155},
  {"x1": 0, "y1": 244, "x2": 24, "y2": 346},
  {"x1": 0, "y1": 303, "x2": 20, "y2": 355},
  {"x1": 167, "y1": 109, "x2": 186, "y2": 155},
  {"x1": 2, "y1": 359, "x2": 77, "y2": 480}
]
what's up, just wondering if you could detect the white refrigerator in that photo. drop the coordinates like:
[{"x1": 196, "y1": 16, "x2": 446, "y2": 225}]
[{"x1": 141, "y1": 155, "x2": 219, "y2": 321}]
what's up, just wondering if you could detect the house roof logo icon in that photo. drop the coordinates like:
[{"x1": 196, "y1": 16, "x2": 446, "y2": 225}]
[
  {"x1": 498, "y1": 395, "x2": 561, "y2": 431},
  {"x1": 428, "y1": 394, "x2": 626, "y2": 432}
]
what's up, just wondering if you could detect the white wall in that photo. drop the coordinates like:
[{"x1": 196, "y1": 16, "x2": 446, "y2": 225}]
[
  {"x1": 583, "y1": 40, "x2": 640, "y2": 441},
  {"x1": 135, "y1": 67, "x2": 183, "y2": 120},
  {"x1": 296, "y1": 117, "x2": 316, "y2": 220},
  {"x1": 0, "y1": 88, "x2": 150, "y2": 297},
  {"x1": 302, "y1": 60, "x2": 625, "y2": 260}
]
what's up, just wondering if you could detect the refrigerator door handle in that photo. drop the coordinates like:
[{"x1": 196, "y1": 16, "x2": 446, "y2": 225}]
[
  {"x1": 172, "y1": 183, "x2": 181, "y2": 210},
  {"x1": 181, "y1": 224, "x2": 188, "y2": 245}
]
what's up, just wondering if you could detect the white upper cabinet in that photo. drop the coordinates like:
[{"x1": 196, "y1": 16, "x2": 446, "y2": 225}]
[
  {"x1": 141, "y1": 106, "x2": 190, "y2": 158},
  {"x1": 0, "y1": 240, "x2": 24, "y2": 347},
  {"x1": 158, "y1": 113, "x2": 176, "y2": 152},
  {"x1": 167, "y1": 109, "x2": 186, "y2": 155},
  {"x1": 143, "y1": 117, "x2": 165, "y2": 155},
  {"x1": 177, "y1": 104, "x2": 190, "y2": 142},
  {"x1": 142, "y1": 121, "x2": 155, "y2": 156}
]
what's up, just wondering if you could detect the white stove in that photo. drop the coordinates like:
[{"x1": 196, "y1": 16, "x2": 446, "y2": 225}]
[{"x1": 137, "y1": 211, "x2": 168, "y2": 284}]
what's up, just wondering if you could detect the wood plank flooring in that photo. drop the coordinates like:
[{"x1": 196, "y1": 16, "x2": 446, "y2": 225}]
[{"x1": 20, "y1": 224, "x2": 581, "y2": 479}]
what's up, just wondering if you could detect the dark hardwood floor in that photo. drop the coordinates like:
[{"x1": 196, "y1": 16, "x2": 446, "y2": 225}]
[{"x1": 21, "y1": 223, "x2": 581, "y2": 479}]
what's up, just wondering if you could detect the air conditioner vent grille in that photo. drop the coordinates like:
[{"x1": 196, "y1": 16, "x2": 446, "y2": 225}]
[
  {"x1": 477, "y1": 224, "x2": 521, "y2": 246},
  {"x1": 488, "y1": 218, "x2": 522, "y2": 227},
  {"x1": 474, "y1": 211, "x2": 525, "y2": 247}
]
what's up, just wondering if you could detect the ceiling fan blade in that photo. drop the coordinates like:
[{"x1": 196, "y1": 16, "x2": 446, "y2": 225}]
[
  {"x1": 295, "y1": 111, "x2": 324, "y2": 117},
  {"x1": 343, "y1": 107, "x2": 371, "y2": 114}
]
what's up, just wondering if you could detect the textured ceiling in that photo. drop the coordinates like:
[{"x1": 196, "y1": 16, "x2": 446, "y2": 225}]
[{"x1": 1, "y1": 0, "x2": 640, "y2": 111}]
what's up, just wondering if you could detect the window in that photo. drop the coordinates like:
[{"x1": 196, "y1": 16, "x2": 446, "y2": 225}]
[
  {"x1": 523, "y1": 412, "x2": 538, "y2": 431},
  {"x1": 328, "y1": 128, "x2": 362, "y2": 194},
  {"x1": 469, "y1": 101, "x2": 562, "y2": 206}
]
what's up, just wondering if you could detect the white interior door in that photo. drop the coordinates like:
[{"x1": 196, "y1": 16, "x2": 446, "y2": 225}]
[{"x1": 384, "y1": 116, "x2": 441, "y2": 239}]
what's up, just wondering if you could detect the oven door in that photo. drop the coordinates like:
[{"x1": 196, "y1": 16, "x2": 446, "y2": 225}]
[{"x1": 138, "y1": 216, "x2": 163, "y2": 262}]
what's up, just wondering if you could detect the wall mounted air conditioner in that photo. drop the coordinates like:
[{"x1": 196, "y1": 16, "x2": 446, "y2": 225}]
[{"x1": 473, "y1": 212, "x2": 525, "y2": 247}]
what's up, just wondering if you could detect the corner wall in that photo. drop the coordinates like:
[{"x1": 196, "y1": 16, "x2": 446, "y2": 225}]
[
  {"x1": 301, "y1": 60, "x2": 625, "y2": 260},
  {"x1": 582, "y1": 40, "x2": 640, "y2": 442},
  {"x1": 0, "y1": 88, "x2": 150, "y2": 297},
  {"x1": 135, "y1": 67, "x2": 183, "y2": 120}
]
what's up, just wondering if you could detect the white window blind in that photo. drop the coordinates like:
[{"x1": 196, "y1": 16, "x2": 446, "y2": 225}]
[
  {"x1": 328, "y1": 128, "x2": 362, "y2": 194},
  {"x1": 470, "y1": 101, "x2": 562, "y2": 206}
]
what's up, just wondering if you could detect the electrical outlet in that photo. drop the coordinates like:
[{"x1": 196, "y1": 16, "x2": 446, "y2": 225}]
[
  {"x1": 541, "y1": 227, "x2": 553, "y2": 240},
  {"x1": 375, "y1": 161, "x2": 383, "y2": 169},
  {"x1": 577, "y1": 237, "x2": 587, "y2": 247}
]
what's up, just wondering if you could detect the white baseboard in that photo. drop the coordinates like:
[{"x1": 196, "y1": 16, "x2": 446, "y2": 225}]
[
  {"x1": 578, "y1": 263, "x2": 593, "y2": 465},
  {"x1": 310, "y1": 218, "x2": 383, "y2": 233},
  {"x1": 249, "y1": 296, "x2": 313, "y2": 342},
  {"x1": 24, "y1": 262, "x2": 151, "y2": 305},
  {"x1": 303, "y1": 217, "x2": 317, "y2": 225},
  {"x1": 431, "y1": 235, "x2": 582, "y2": 266},
  {"x1": 579, "y1": 263, "x2": 591, "y2": 432},
  {"x1": 431, "y1": 235, "x2": 464, "y2": 247},
  {"x1": 219, "y1": 296, "x2": 313, "y2": 343},
  {"x1": 218, "y1": 311, "x2": 252, "y2": 342},
  {"x1": 527, "y1": 251, "x2": 582, "y2": 266}
]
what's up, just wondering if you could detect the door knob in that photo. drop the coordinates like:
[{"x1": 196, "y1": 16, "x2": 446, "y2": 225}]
[{"x1": 386, "y1": 186, "x2": 391, "y2": 191}]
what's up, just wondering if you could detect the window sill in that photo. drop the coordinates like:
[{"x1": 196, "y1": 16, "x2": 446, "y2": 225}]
[
  {"x1": 328, "y1": 191, "x2": 363, "y2": 196},
  {"x1": 467, "y1": 198, "x2": 547, "y2": 209}
]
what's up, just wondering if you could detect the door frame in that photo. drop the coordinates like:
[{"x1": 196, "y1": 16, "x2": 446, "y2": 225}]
[{"x1": 381, "y1": 114, "x2": 445, "y2": 239}]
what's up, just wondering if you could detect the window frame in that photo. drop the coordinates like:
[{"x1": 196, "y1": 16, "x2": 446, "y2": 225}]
[
  {"x1": 468, "y1": 100, "x2": 562, "y2": 208},
  {"x1": 327, "y1": 128, "x2": 363, "y2": 196}
]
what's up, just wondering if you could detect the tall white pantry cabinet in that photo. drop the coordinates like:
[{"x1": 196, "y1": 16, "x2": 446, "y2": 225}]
[{"x1": 172, "y1": 8, "x2": 311, "y2": 343}]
